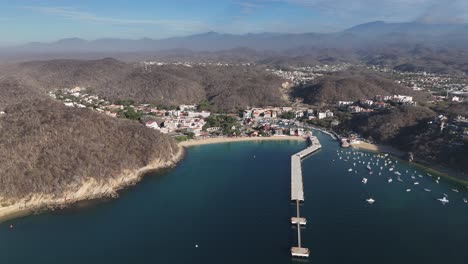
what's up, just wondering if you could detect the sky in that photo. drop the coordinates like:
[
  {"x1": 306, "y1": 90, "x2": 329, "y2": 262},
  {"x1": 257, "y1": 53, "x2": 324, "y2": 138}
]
[{"x1": 1, "y1": 0, "x2": 468, "y2": 45}]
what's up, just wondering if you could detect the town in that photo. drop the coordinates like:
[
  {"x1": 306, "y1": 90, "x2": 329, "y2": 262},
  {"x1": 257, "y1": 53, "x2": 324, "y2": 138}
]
[{"x1": 49, "y1": 84, "x2": 468, "y2": 147}]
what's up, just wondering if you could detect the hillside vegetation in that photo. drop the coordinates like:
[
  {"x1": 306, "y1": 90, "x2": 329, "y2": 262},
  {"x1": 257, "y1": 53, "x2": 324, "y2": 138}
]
[
  {"x1": 0, "y1": 78, "x2": 178, "y2": 201},
  {"x1": 342, "y1": 106, "x2": 468, "y2": 172},
  {"x1": 9, "y1": 58, "x2": 287, "y2": 111},
  {"x1": 293, "y1": 69, "x2": 431, "y2": 105}
]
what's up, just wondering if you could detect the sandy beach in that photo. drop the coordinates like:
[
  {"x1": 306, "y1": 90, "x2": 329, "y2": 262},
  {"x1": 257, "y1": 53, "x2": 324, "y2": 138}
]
[
  {"x1": 350, "y1": 141, "x2": 404, "y2": 157},
  {"x1": 178, "y1": 135, "x2": 307, "y2": 147},
  {"x1": 0, "y1": 147, "x2": 185, "y2": 223}
]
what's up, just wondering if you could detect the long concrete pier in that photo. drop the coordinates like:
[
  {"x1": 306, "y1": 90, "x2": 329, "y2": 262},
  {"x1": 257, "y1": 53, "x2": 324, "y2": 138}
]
[{"x1": 290, "y1": 135, "x2": 322, "y2": 258}]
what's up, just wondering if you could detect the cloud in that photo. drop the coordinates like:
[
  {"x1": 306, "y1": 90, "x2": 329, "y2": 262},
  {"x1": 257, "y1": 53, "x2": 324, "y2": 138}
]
[
  {"x1": 21, "y1": 6, "x2": 206, "y2": 32},
  {"x1": 259, "y1": 0, "x2": 468, "y2": 23},
  {"x1": 416, "y1": 0, "x2": 468, "y2": 24},
  {"x1": 234, "y1": 1, "x2": 264, "y2": 12}
]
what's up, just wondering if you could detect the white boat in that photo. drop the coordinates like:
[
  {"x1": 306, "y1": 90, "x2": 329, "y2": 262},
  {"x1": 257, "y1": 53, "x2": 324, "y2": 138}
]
[
  {"x1": 464, "y1": 198, "x2": 467, "y2": 204},
  {"x1": 389, "y1": 167, "x2": 394, "y2": 171},
  {"x1": 418, "y1": 175, "x2": 423, "y2": 178},
  {"x1": 348, "y1": 168, "x2": 353, "y2": 172},
  {"x1": 378, "y1": 172, "x2": 382, "y2": 176},
  {"x1": 436, "y1": 180, "x2": 439, "y2": 184},
  {"x1": 369, "y1": 171, "x2": 373, "y2": 175},
  {"x1": 406, "y1": 189, "x2": 411, "y2": 192},
  {"x1": 394, "y1": 171, "x2": 402, "y2": 176},
  {"x1": 437, "y1": 197, "x2": 449, "y2": 205},
  {"x1": 414, "y1": 182, "x2": 419, "y2": 185},
  {"x1": 366, "y1": 198, "x2": 375, "y2": 204},
  {"x1": 424, "y1": 189, "x2": 431, "y2": 192},
  {"x1": 397, "y1": 177, "x2": 403, "y2": 182},
  {"x1": 411, "y1": 176, "x2": 416, "y2": 180},
  {"x1": 388, "y1": 178, "x2": 393, "y2": 183},
  {"x1": 451, "y1": 189, "x2": 459, "y2": 193},
  {"x1": 362, "y1": 178, "x2": 368, "y2": 184},
  {"x1": 443, "y1": 193, "x2": 448, "y2": 197}
]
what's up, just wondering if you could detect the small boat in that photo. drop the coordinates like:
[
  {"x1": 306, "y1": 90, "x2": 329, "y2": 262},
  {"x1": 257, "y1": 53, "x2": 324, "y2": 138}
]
[
  {"x1": 414, "y1": 182, "x2": 419, "y2": 185},
  {"x1": 464, "y1": 198, "x2": 467, "y2": 204},
  {"x1": 406, "y1": 189, "x2": 411, "y2": 192},
  {"x1": 394, "y1": 171, "x2": 402, "y2": 176},
  {"x1": 443, "y1": 193, "x2": 448, "y2": 197},
  {"x1": 362, "y1": 178, "x2": 368, "y2": 184},
  {"x1": 397, "y1": 177, "x2": 403, "y2": 182},
  {"x1": 366, "y1": 198, "x2": 375, "y2": 204},
  {"x1": 427, "y1": 173, "x2": 432, "y2": 177},
  {"x1": 369, "y1": 171, "x2": 373, "y2": 175},
  {"x1": 378, "y1": 172, "x2": 382, "y2": 176},
  {"x1": 348, "y1": 168, "x2": 353, "y2": 172},
  {"x1": 411, "y1": 176, "x2": 416, "y2": 180},
  {"x1": 418, "y1": 175, "x2": 423, "y2": 178},
  {"x1": 389, "y1": 167, "x2": 394, "y2": 171},
  {"x1": 424, "y1": 189, "x2": 431, "y2": 192},
  {"x1": 388, "y1": 178, "x2": 393, "y2": 183},
  {"x1": 451, "y1": 189, "x2": 459, "y2": 193},
  {"x1": 436, "y1": 180, "x2": 439, "y2": 184},
  {"x1": 437, "y1": 197, "x2": 449, "y2": 205}
]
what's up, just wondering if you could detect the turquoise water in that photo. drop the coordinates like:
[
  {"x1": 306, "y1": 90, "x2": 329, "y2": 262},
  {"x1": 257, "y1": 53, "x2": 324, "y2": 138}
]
[{"x1": 1, "y1": 133, "x2": 467, "y2": 263}]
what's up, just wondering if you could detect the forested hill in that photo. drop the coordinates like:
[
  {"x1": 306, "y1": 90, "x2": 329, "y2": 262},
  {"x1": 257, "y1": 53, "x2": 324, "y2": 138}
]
[
  {"x1": 293, "y1": 69, "x2": 431, "y2": 105},
  {"x1": 9, "y1": 58, "x2": 288, "y2": 111},
  {"x1": 0, "y1": 78, "x2": 179, "y2": 201}
]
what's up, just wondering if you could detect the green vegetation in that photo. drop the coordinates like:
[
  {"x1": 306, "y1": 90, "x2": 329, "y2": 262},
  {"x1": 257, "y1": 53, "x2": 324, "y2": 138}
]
[
  {"x1": 174, "y1": 135, "x2": 188, "y2": 142},
  {"x1": 203, "y1": 115, "x2": 241, "y2": 136},
  {"x1": 279, "y1": 111, "x2": 296, "y2": 120},
  {"x1": 118, "y1": 106, "x2": 142, "y2": 120}
]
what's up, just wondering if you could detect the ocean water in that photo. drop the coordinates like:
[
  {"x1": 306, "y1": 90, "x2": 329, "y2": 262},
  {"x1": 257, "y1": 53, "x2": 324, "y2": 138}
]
[{"x1": 1, "y1": 133, "x2": 467, "y2": 264}]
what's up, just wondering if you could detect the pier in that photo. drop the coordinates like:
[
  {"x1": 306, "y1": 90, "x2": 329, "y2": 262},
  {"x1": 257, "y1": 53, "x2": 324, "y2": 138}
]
[{"x1": 290, "y1": 135, "x2": 322, "y2": 258}]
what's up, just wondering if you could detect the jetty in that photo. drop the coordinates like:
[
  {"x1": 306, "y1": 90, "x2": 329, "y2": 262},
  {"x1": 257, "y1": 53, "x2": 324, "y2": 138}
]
[{"x1": 290, "y1": 135, "x2": 322, "y2": 258}]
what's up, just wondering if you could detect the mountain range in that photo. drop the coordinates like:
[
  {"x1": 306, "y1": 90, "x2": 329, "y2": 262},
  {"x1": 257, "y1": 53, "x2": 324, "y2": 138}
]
[{"x1": 3, "y1": 21, "x2": 468, "y2": 54}]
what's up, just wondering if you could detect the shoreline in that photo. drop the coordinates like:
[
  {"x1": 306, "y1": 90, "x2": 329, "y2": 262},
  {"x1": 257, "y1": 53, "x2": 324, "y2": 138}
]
[
  {"x1": 178, "y1": 135, "x2": 306, "y2": 147},
  {"x1": 350, "y1": 141, "x2": 404, "y2": 157},
  {"x1": 0, "y1": 146, "x2": 185, "y2": 223},
  {"x1": 350, "y1": 141, "x2": 468, "y2": 185}
]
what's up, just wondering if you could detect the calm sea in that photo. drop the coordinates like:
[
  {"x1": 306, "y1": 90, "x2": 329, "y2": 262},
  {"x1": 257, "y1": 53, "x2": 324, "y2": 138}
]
[{"x1": 1, "y1": 133, "x2": 467, "y2": 264}]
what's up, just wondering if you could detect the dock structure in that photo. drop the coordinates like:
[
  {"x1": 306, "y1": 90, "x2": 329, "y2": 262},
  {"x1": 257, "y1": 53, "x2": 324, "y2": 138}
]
[{"x1": 290, "y1": 135, "x2": 322, "y2": 258}]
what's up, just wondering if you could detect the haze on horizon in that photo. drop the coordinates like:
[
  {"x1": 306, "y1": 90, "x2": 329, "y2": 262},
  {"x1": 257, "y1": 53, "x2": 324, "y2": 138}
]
[{"x1": 2, "y1": 0, "x2": 468, "y2": 45}]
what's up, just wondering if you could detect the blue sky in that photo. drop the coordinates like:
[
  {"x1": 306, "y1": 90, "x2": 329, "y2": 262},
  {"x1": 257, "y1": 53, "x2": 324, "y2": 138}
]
[{"x1": 1, "y1": 0, "x2": 468, "y2": 44}]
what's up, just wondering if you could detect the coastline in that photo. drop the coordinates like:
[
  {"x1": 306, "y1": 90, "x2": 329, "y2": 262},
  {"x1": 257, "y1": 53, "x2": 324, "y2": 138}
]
[
  {"x1": 178, "y1": 135, "x2": 306, "y2": 147},
  {"x1": 350, "y1": 141, "x2": 468, "y2": 185},
  {"x1": 0, "y1": 146, "x2": 185, "y2": 223}
]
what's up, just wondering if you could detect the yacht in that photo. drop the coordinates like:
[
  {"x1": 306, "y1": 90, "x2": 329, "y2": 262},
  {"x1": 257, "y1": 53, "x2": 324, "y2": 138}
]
[{"x1": 437, "y1": 197, "x2": 449, "y2": 205}]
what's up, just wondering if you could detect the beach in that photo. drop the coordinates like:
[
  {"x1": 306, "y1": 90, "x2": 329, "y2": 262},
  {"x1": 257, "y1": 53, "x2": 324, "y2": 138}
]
[
  {"x1": 350, "y1": 141, "x2": 404, "y2": 157},
  {"x1": 178, "y1": 135, "x2": 306, "y2": 147}
]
